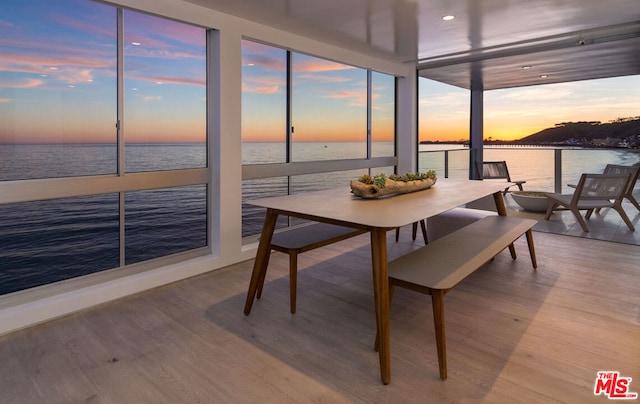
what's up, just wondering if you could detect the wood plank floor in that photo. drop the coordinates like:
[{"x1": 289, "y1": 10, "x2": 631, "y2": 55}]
[{"x1": 1, "y1": 228, "x2": 638, "y2": 403}]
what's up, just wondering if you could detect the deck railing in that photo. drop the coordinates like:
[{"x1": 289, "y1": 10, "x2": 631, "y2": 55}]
[{"x1": 418, "y1": 147, "x2": 639, "y2": 194}]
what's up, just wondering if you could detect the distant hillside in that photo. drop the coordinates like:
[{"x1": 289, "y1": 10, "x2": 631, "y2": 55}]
[{"x1": 518, "y1": 117, "x2": 640, "y2": 144}]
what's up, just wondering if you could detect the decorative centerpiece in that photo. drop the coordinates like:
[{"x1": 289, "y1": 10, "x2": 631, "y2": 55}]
[{"x1": 350, "y1": 170, "x2": 437, "y2": 199}]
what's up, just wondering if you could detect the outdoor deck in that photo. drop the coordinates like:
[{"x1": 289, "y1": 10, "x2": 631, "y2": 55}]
[{"x1": 0, "y1": 199, "x2": 638, "y2": 403}]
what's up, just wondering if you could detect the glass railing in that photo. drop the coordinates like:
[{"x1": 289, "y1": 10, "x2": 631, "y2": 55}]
[{"x1": 419, "y1": 146, "x2": 640, "y2": 193}]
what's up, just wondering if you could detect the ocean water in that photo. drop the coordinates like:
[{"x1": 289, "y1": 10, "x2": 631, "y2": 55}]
[
  {"x1": 0, "y1": 144, "x2": 208, "y2": 295},
  {"x1": 1, "y1": 142, "x2": 638, "y2": 295}
]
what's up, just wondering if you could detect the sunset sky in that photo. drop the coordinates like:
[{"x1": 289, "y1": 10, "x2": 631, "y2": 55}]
[
  {"x1": 241, "y1": 40, "x2": 395, "y2": 143},
  {"x1": 419, "y1": 75, "x2": 639, "y2": 142},
  {"x1": 1, "y1": 0, "x2": 206, "y2": 144},
  {"x1": 1, "y1": 0, "x2": 637, "y2": 144}
]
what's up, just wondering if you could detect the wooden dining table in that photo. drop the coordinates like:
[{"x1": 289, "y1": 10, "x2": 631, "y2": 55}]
[{"x1": 243, "y1": 178, "x2": 511, "y2": 384}]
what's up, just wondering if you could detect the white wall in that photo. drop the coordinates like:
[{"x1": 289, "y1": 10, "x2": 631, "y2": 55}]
[{"x1": 0, "y1": 0, "x2": 417, "y2": 336}]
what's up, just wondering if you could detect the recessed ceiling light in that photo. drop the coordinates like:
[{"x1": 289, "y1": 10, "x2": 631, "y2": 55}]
[
  {"x1": 540, "y1": 75, "x2": 549, "y2": 78},
  {"x1": 442, "y1": 15, "x2": 455, "y2": 21},
  {"x1": 522, "y1": 65, "x2": 532, "y2": 69},
  {"x1": 132, "y1": 42, "x2": 141, "y2": 46}
]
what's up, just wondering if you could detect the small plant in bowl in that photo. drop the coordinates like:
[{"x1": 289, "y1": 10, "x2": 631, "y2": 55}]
[{"x1": 351, "y1": 170, "x2": 437, "y2": 198}]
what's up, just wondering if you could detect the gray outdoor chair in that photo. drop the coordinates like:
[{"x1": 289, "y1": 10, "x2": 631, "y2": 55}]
[
  {"x1": 544, "y1": 173, "x2": 635, "y2": 232},
  {"x1": 476, "y1": 161, "x2": 526, "y2": 194}
]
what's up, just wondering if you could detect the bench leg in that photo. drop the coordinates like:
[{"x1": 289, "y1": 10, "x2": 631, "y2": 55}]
[
  {"x1": 396, "y1": 221, "x2": 428, "y2": 245},
  {"x1": 289, "y1": 251, "x2": 298, "y2": 314},
  {"x1": 419, "y1": 220, "x2": 428, "y2": 245},
  {"x1": 525, "y1": 229, "x2": 537, "y2": 269},
  {"x1": 432, "y1": 289, "x2": 447, "y2": 380},
  {"x1": 411, "y1": 221, "x2": 428, "y2": 244},
  {"x1": 508, "y1": 243, "x2": 517, "y2": 259}
]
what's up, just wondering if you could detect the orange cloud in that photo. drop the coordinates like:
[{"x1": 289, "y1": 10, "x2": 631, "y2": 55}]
[
  {"x1": 255, "y1": 86, "x2": 279, "y2": 94},
  {"x1": 0, "y1": 78, "x2": 43, "y2": 89},
  {"x1": 0, "y1": 50, "x2": 111, "y2": 71},
  {"x1": 295, "y1": 73, "x2": 351, "y2": 84},
  {"x1": 143, "y1": 95, "x2": 162, "y2": 101},
  {"x1": 0, "y1": 98, "x2": 11, "y2": 103},
  {"x1": 50, "y1": 67, "x2": 95, "y2": 84},
  {"x1": 243, "y1": 76, "x2": 284, "y2": 94},
  {"x1": 295, "y1": 59, "x2": 354, "y2": 73},
  {"x1": 322, "y1": 89, "x2": 367, "y2": 107}
]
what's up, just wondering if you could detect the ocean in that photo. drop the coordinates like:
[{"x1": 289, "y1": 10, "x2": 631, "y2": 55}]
[{"x1": 1, "y1": 142, "x2": 638, "y2": 295}]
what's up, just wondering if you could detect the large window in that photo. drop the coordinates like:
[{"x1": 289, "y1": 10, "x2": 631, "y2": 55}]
[
  {"x1": 241, "y1": 40, "x2": 397, "y2": 238},
  {"x1": 291, "y1": 53, "x2": 367, "y2": 161},
  {"x1": 125, "y1": 185, "x2": 207, "y2": 265},
  {"x1": 371, "y1": 71, "x2": 395, "y2": 158},
  {"x1": 123, "y1": 10, "x2": 206, "y2": 171},
  {"x1": 0, "y1": 0, "x2": 117, "y2": 180},
  {"x1": 0, "y1": 0, "x2": 208, "y2": 295},
  {"x1": 241, "y1": 41, "x2": 287, "y2": 163},
  {"x1": 0, "y1": 194, "x2": 119, "y2": 295},
  {"x1": 417, "y1": 77, "x2": 470, "y2": 176}
]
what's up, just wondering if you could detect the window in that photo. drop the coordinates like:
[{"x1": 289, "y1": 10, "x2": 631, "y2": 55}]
[
  {"x1": 241, "y1": 177, "x2": 289, "y2": 238},
  {"x1": 241, "y1": 40, "x2": 287, "y2": 163},
  {"x1": 123, "y1": 10, "x2": 206, "y2": 171},
  {"x1": 0, "y1": 194, "x2": 120, "y2": 295},
  {"x1": 371, "y1": 71, "x2": 395, "y2": 158},
  {"x1": 0, "y1": 1, "x2": 209, "y2": 295},
  {"x1": 418, "y1": 77, "x2": 470, "y2": 176},
  {"x1": 125, "y1": 185, "x2": 207, "y2": 264},
  {"x1": 241, "y1": 40, "x2": 397, "y2": 238},
  {"x1": 291, "y1": 53, "x2": 367, "y2": 161},
  {"x1": 0, "y1": 0, "x2": 117, "y2": 180}
]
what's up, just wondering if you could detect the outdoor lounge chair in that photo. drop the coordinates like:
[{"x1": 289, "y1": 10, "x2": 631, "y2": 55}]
[
  {"x1": 544, "y1": 173, "x2": 635, "y2": 232},
  {"x1": 602, "y1": 164, "x2": 640, "y2": 211},
  {"x1": 476, "y1": 161, "x2": 526, "y2": 194},
  {"x1": 568, "y1": 164, "x2": 640, "y2": 213}
]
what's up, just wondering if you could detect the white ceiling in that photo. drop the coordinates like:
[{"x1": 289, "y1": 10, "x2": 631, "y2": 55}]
[{"x1": 185, "y1": 0, "x2": 640, "y2": 90}]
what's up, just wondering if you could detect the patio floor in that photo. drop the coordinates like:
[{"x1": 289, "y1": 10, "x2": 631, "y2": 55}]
[{"x1": 468, "y1": 189, "x2": 640, "y2": 246}]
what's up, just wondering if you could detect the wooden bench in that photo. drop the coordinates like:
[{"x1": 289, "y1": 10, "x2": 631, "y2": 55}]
[
  {"x1": 383, "y1": 216, "x2": 537, "y2": 380},
  {"x1": 425, "y1": 207, "x2": 496, "y2": 241},
  {"x1": 257, "y1": 222, "x2": 367, "y2": 313}
]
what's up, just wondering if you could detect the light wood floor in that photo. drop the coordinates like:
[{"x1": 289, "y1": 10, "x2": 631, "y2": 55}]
[{"x1": 1, "y1": 229, "x2": 638, "y2": 403}]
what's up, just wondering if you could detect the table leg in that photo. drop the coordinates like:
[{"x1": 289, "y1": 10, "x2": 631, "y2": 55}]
[
  {"x1": 370, "y1": 227, "x2": 390, "y2": 384},
  {"x1": 492, "y1": 191, "x2": 508, "y2": 216},
  {"x1": 244, "y1": 209, "x2": 278, "y2": 315}
]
